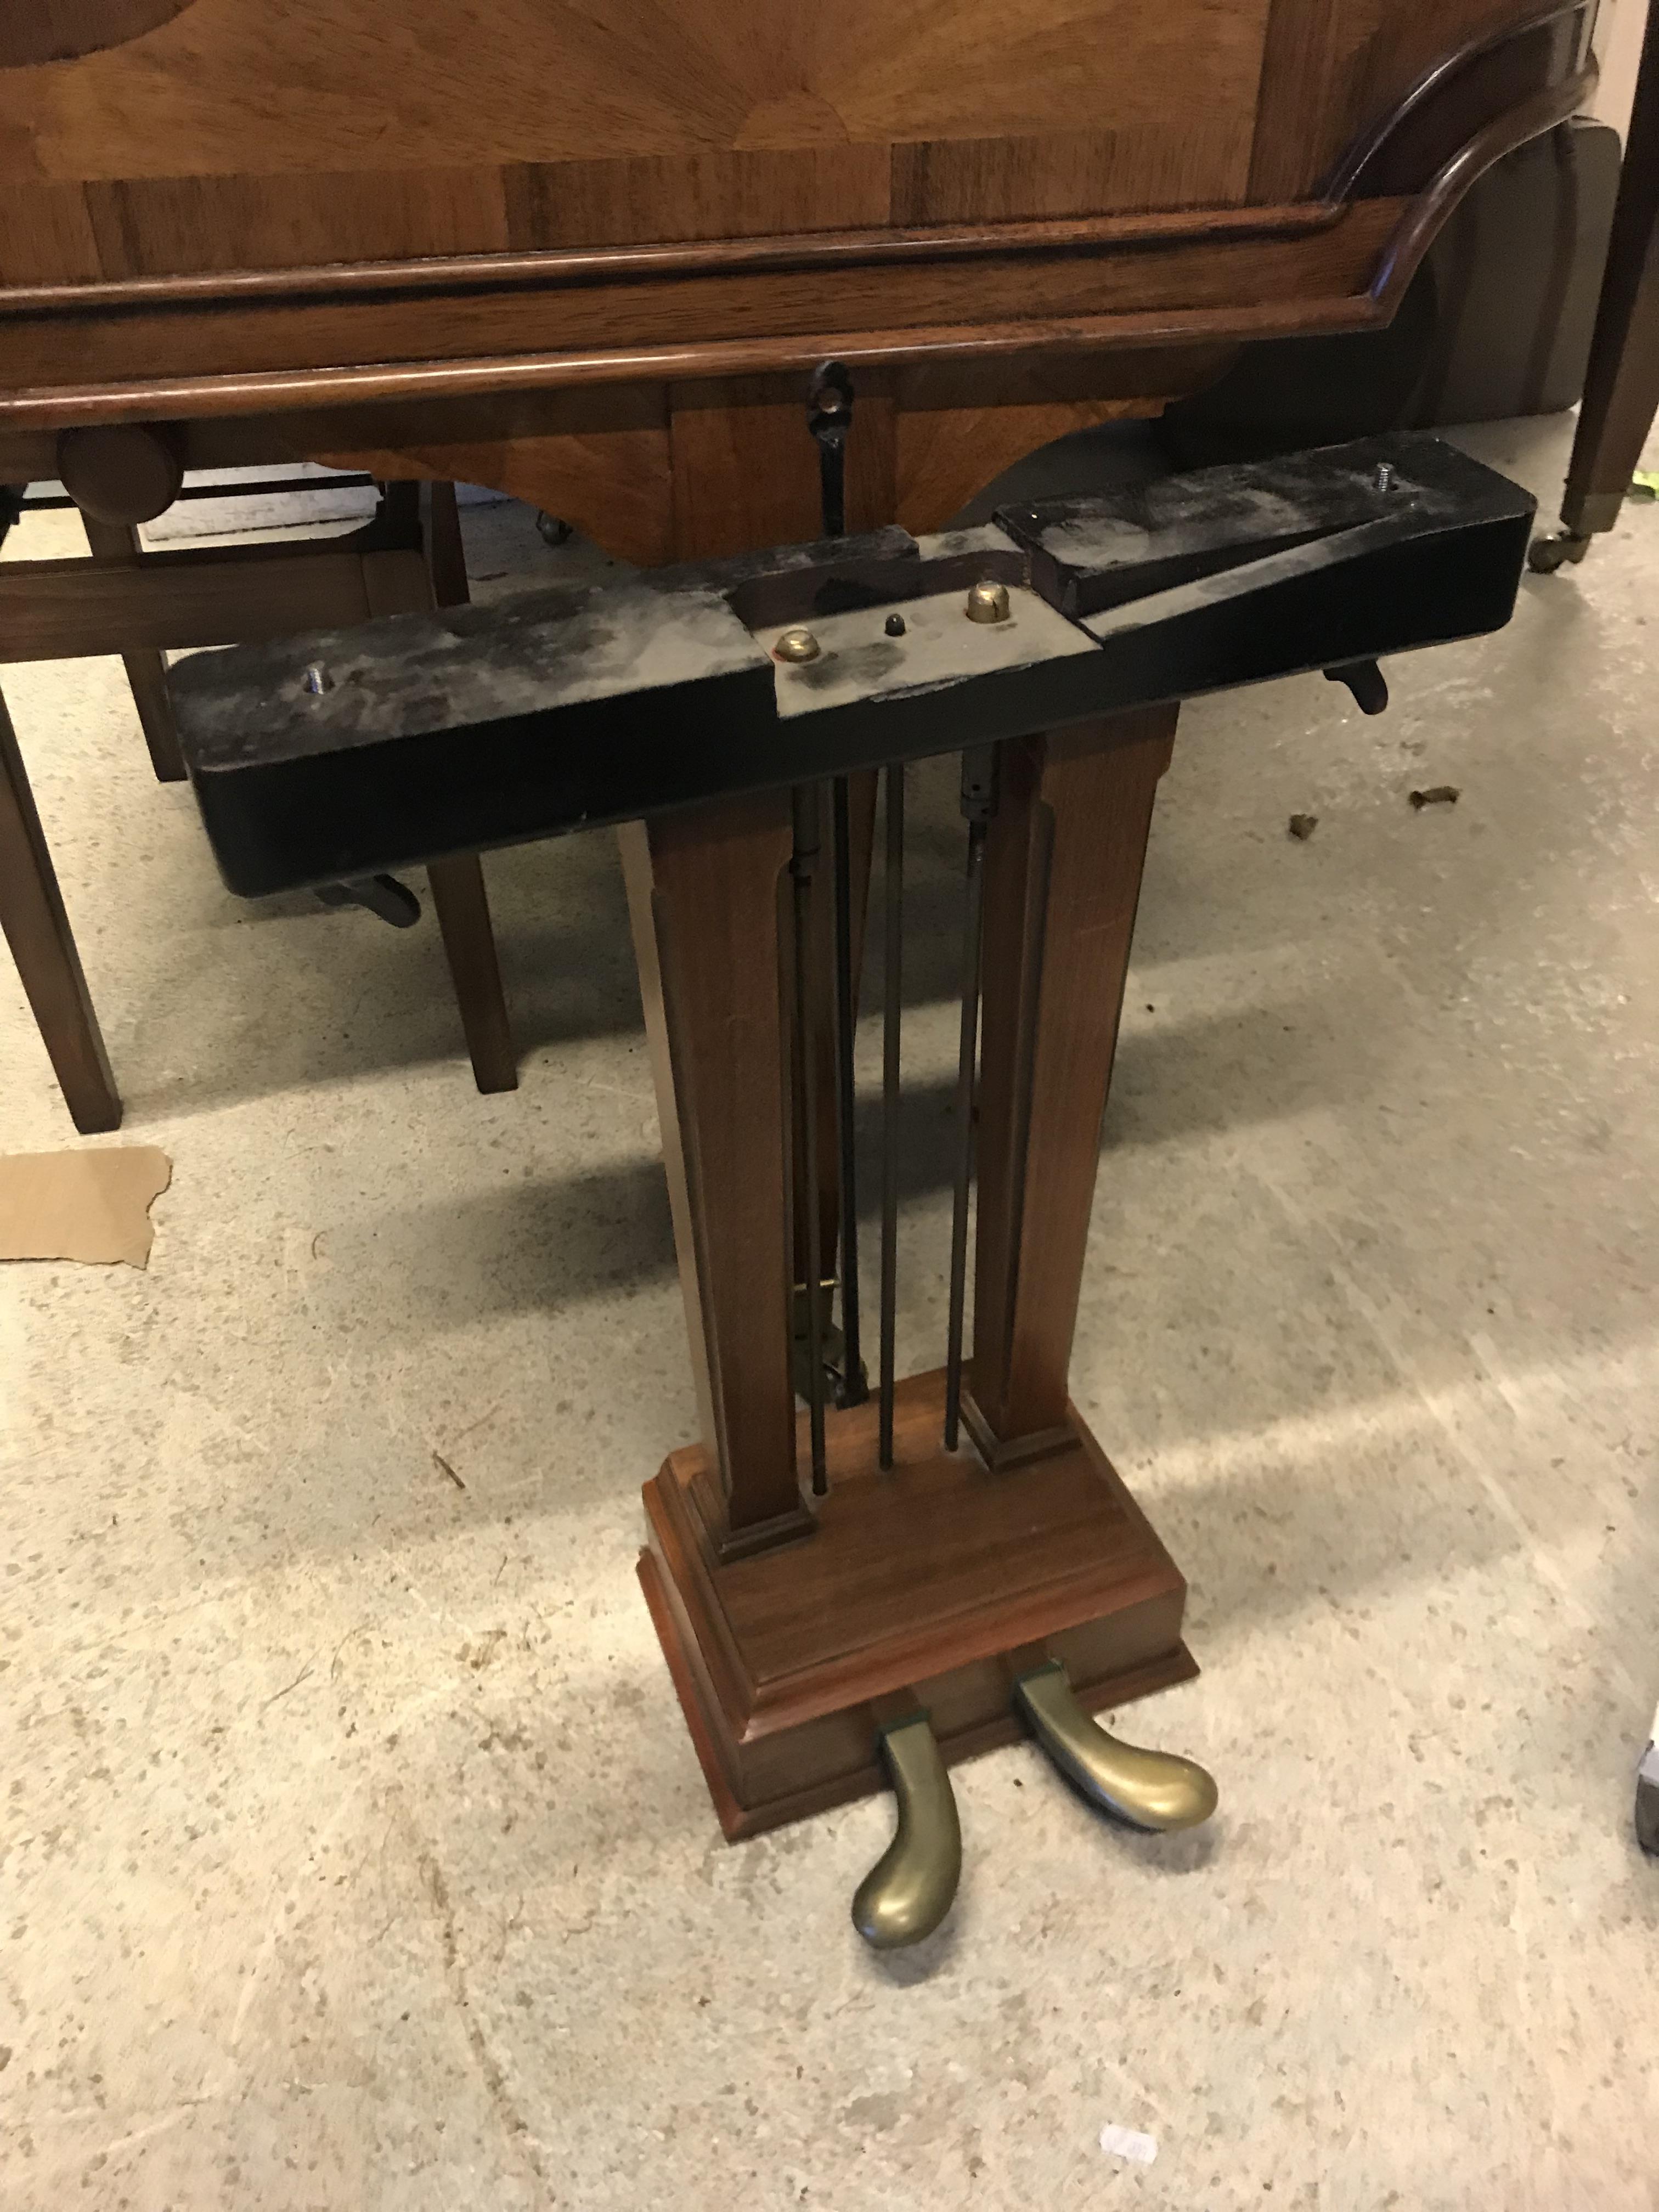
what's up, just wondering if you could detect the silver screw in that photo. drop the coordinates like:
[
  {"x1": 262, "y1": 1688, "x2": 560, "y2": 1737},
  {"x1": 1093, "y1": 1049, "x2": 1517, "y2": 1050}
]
[
  {"x1": 1374, "y1": 462, "x2": 1397, "y2": 494},
  {"x1": 966, "y1": 580, "x2": 1011, "y2": 624},
  {"x1": 301, "y1": 663, "x2": 334, "y2": 695},
  {"x1": 774, "y1": 628, "x2": 822, "y2": 664}
]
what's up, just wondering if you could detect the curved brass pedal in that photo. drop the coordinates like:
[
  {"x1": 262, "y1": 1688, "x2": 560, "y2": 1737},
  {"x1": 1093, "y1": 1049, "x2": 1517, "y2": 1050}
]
[
  {"x1": 851, "y1": 1713, "x2": 962, "y2": 1950},
  {"x1": 1014, "y1": 1661, "x2": 1217, "y2": 1832}
]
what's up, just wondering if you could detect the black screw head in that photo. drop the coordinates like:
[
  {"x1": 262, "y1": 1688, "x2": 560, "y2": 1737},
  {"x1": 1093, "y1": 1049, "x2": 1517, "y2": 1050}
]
[{"x1": 884, "y1": 612, "x2": 906, "y2": 637}]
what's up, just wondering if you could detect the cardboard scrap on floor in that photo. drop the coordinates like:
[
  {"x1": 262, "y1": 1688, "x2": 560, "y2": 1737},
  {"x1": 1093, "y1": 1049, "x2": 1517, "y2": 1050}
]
[{"x1": 0, "y1": 1148, "x2": 171, "y2": 1268}]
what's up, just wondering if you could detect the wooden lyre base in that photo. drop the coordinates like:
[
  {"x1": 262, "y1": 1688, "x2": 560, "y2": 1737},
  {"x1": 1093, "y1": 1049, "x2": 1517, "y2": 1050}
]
[
  {"x1": 624, "y1": 703, "x2": 1197, "y2": 1856},
  {"x1": 639, "y1": 1369, "x2": 1193, "y2": 1839},
  {"x1": 615, "y1": 679, "x2": 1207, "y2": 1920}
]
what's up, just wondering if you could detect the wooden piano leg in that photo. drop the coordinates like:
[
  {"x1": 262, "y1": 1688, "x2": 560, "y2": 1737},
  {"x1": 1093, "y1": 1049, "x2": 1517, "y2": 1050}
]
[
  {"x1": 1534, "y1": 0, "x2": 1659, "y2": 564},
  {"x1": 0, "y1": 684, "x2": 121, "y2": 1133},
  {"x1": 634, "y1": 708, "x2": 1198, "y2": 1843}
]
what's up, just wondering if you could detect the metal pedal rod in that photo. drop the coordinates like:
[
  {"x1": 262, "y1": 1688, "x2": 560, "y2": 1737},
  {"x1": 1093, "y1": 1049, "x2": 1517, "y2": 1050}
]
[
  {"x1": 944, "y1": 746, "x2": 997, "y2": 1452},
  {"x1": 808, "y1": 358, "x2": 868, "y2": 1415},
  {"x1": 878, "y1": 763, "x2": 904, "y2": 1469},
  {"x1": 832, "y1": 775, "x2": 866, "y2": 1408},
  {"x1": 791, "y1": 787, "x2": 830, "y2": 1496}
]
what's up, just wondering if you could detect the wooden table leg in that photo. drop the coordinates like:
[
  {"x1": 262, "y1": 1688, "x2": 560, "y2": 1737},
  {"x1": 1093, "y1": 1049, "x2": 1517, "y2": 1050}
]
[
  {"x1": 367, "y1": 482, "x2": 517, "y2": 1094},
  {"x1": 426, "y1": 852, "x2": 518, "y2": 1096},
  {"x1": 968, "y1": 709, "x2": 1178, "y2": 1459},
  {"x1": 80, "y1": 520, "x2": 187, "y2": 783},
  {"x1": 1538, "y1": 0, "x2": 1659, "y2": 557},
  {"x1": 0, "y1": 684, "x2": 121, "y2": 1132},
  {"x1": 120, "y1": 647, "x2": 187, "y2": 784}
]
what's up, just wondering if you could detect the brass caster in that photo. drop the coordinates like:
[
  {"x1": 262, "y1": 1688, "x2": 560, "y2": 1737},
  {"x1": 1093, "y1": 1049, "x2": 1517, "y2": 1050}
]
[
  {"x1": 1014, "y1": 1661, "x2": 1217, "y2": 1832},
  {"x1": 851, "y1": 1714, "x2": 962, "y2": 1950}
]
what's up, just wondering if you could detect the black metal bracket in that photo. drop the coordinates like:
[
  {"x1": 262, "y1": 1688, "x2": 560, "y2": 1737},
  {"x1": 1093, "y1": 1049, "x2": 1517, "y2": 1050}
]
[
  {"x1": 807, "y1": 360, "x2": 855, "y2": 541},
  {"x1": 959, "y1": 744, "x2": 1000, "y2": 825},
  {"x1": 313, "y1": 873, "x2": 422, "y2": 927},
  {"x1": 1324, "y1": 659, "x2": 1390, "y2": 715}
]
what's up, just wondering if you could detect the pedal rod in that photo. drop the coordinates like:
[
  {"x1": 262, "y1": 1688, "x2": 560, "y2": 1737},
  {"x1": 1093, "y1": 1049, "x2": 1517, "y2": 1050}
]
[
  {"x1": 943, "y1": 748, "x2": 997, "y2": 1451},
  {"x1": 832, "y1": 775, "x2": 866, "y2": 1408},
  {"x1": 792, "y1": 788, "x2": 830, "y2": 1494},
  {"x1": 878, "y1": 763, "x2": 904, "y2": 1468}
]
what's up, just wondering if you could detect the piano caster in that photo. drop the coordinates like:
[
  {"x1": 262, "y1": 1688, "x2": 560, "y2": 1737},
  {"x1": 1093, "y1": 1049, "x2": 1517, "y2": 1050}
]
[
  {"x1": 1527, "y1": 528, "x2": 1593, "y2": 574},
  {"x1": 851, "y1": 1714, "x2": 962, "y2": 1950},
  {"x1": 1013, "y1": 1661, "x2": 1217, "y2": 1833}
]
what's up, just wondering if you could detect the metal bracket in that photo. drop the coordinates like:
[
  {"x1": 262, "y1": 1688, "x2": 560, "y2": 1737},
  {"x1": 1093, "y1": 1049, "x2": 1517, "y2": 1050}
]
[
  {"x1": 1324, "y1": 658, "x2": 1389, "y2": 715},
  {"x1": 807, "y1": 360, "x2": 855, "y2": 541},
  {"x1": 313, "y1": 873, "x2": 422, "y2": 928}
]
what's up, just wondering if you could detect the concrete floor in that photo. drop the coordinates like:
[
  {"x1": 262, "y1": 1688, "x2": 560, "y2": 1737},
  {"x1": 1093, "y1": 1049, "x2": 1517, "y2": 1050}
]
[{"x1": 3, "y1": 414, "x2": 1658, "y2": 2209}]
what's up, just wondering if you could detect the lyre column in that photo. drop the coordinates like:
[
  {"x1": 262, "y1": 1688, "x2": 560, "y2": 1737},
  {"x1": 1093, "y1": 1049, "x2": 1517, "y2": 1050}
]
[
  {"x1": 965, "y1": 707, "x2": 1178, "y2": 1461},
  {"x1": 622, "y1": 794, "x2": 815, "y2": 1558}
]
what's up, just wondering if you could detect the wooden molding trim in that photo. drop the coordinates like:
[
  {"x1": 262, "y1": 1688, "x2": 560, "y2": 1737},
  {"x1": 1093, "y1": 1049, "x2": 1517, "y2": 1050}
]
[
  {"x1": 0, "y1": 297, "x2": 1393, "y2": 430},
  {"x1": 0, "y1": 200, "x2": 1347, "y2": 318},
  {"x1": 1327, "y1": 0, "x2": 1596, "y2": 200},
  {"x1": 0, "y1": 2, "x2": 1594, "y2": 426}
]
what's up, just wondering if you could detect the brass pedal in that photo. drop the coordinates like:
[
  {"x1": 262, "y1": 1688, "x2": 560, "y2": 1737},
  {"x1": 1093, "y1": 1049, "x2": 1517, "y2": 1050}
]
[
  {"x1": 851, "y1": 1713, "x2": 962, "y2": 1949},
  {"x1": 1014, "y1": 1661, "x2": 1217, "y2": 1832}
]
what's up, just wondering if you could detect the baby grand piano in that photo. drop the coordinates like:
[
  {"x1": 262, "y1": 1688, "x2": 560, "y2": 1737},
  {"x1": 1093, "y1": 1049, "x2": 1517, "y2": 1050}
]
[{"x1": 0, "y1": 1, "x2": 1596, "y2": 1946}]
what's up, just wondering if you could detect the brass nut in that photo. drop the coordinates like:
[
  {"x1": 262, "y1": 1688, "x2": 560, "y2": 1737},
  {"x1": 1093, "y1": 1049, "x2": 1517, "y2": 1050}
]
[
  {"x1": 774, "y1": 627, "x2": 822, "y2": 663},
  {"x1": 965, "y1": 580, "x2": 1011, "y2": 624}
]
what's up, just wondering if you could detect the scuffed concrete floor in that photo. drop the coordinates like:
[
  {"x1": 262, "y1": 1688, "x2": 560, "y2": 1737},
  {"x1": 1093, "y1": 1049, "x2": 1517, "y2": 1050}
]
[{"x1": 3, "y1": 414, "x2": 1658, "y2": 2210}]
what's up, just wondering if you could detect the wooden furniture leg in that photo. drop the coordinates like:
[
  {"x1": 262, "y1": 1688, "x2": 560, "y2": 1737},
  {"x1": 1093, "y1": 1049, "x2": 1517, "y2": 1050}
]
[
  {"x1": 0, "y1": 684, "x2": 121, "y2": 1133},
  {"x1": 1535, "y1": 0, "x2": 1659, "y2": 561},
  {"x1": 636, "y1": 706, "x2": 1195, "y2": 1840},
  {"x1": 368, "y1": 481, "x2": 517, "y2": 1096},
  {"x1": 426, "y1": 854, "x2": 518, "y2": 1097},
  {"x1": 81, "y1": 520, "x2": 187, "y2": 783}
]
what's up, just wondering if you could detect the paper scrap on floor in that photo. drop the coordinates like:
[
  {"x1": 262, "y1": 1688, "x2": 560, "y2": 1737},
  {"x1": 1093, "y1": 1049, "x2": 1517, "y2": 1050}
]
[
  {"x1": 0, "y1": 1148, "x2": 171, "y2": 1267},
  {"x1": 1100, "y1": 2123, "x2": 1159, "y2": 2165}
]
